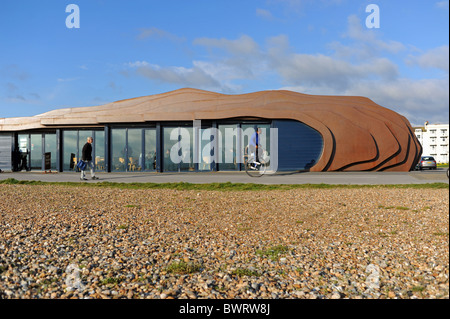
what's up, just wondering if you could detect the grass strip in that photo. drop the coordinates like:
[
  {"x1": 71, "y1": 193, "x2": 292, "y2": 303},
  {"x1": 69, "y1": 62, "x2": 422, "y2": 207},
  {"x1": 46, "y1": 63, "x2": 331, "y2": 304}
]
[{"x1": 0, "y1": 178, "x2": 448, "y2": 191}]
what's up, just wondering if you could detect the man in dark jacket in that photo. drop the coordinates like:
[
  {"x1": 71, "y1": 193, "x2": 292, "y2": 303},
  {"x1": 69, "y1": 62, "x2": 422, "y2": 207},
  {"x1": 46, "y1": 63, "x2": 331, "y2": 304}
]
[{"x1": 80, "y1": 137, "x2": 99, "y2": 180}]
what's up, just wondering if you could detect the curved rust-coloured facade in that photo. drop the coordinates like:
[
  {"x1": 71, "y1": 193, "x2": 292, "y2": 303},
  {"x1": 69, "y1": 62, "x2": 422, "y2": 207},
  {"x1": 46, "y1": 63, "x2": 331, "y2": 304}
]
[{"x1": 0, "y1": 88, "x2": 421, "y2": 171}]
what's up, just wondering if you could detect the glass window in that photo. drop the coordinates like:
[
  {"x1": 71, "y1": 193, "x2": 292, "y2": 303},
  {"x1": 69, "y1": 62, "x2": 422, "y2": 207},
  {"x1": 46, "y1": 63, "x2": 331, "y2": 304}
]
[
  {"x1": 163, "y1": 127, "x2": 179, "y2": 172},
  {"x1": 94, "y1": 131, "x2": 105, "y2": 171},
  {"x1": 198, "y1": 128, "x2": 213, "y2": 171},
  {"x1": 179, "y1": 127, "x2": 194, "y2": 172},
  {"x1": 163, "y1": 126, "x2": 194, "y2": 172},
  {"x1": 44, "y1": 134, "x2": 57, "y2": 170},
  {"x1": 112, "y1": 129, "x2": 126, "y2": 171},
  {"x1": 128, "y1": 129, "x2": 143, "y2": 171},
  {"x1": 18, "y1": 134, "x2": 29, "y2": 171},
  {"x1": 145, "y1": 129, "x2": 156, "y2": 171},
  {"x1": 30, "y1": 134, "x2": 42, "y2": 170},
  {"x1": 218, "y1": 124, "x2": 239, "y2": 171},
  {"x1": 63, "y1": 131, "x2": 78, "y2": 171}
]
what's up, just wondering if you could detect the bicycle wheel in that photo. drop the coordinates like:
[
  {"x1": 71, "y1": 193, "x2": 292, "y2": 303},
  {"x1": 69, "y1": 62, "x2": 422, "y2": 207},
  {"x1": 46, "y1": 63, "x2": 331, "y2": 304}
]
[{"x1": 245, "y1": 159, "x2": 267, "y2": 177}]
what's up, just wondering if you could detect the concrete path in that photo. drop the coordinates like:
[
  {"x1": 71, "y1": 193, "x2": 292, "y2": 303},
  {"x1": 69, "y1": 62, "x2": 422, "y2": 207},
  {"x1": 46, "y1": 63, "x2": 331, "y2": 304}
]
[{"x1": 1, "y1": 169, "x2": 448, "y2": 185}]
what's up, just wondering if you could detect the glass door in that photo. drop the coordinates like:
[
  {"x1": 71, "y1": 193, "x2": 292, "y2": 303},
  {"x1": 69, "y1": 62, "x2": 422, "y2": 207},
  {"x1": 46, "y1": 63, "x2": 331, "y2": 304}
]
[
  {"x1": 198, "y1": 128, "x2": 214, "y2": 171},
  {"x1": 30, "y1": 134, "x2": 42, "y2": 170},
  {"x1": 111, "y1": 129, "x2": 127, "y2": 171},
  {"x1": 18, "y1": 134, "x2": 29, "y2": 171},
  {"x1": 63, "y1": 131, "x2": 78, "y2": 171},
  {"x1": 127, "y1": 129, "x2": 143, "y2": 171},
  {"x1": 218, "y1": 124, "x2": 239, "y2": 171},
  {"x1": 163, "y1": 126, "x2": 194, "y2": 172},
  {"x1": 94, "y1": 131, "x2": 105, "y2": 171},
  {"x1": 145, "y1": 128, "x2": 157, "y2": 171},
  {"x1": 44, "y1": 133, "x2": 57, "y2": 170}
]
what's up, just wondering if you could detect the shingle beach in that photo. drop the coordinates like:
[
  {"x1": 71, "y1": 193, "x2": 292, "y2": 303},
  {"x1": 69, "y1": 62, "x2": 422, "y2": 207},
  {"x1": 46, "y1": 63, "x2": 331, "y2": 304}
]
[{"x1": 0, "y1": 184, "x2": 448, "y2": 299}]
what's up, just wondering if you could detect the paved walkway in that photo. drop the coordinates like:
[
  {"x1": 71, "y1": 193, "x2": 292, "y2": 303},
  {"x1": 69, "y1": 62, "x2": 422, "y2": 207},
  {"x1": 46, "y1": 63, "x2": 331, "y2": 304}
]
[{"x1": 1, "y1": 169, "x2": 448, "y2": 185}]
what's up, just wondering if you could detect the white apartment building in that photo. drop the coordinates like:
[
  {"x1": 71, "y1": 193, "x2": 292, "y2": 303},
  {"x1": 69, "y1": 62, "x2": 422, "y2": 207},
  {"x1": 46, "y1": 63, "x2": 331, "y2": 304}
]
[{"x1": 414, "y1": 122, "x2": 449, "y2": 163}]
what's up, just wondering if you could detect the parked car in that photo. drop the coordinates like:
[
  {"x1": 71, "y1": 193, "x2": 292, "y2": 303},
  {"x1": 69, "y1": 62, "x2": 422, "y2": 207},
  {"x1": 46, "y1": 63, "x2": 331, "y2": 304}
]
[{"x1": 416, "y1": 156, "x2": 437, "y2": 170}]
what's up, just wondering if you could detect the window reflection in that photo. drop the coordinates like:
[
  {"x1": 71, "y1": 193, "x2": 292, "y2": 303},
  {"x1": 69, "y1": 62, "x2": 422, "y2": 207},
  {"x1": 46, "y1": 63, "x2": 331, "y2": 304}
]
[
  {"x1": 57, "y1": 123, "x2": 275, "y2": 173},
  {"x1": 94, "y1": 131, "x2": 105, "y2": 171},
  {"x1": 44, "y1": 134, "x2": 57, "y2": 170},
  {"x1": 63, "y1": 131, "x2": 77, "y2": 171},
  {"x1": 179, "y1": 127, "x2": 194, "y2": 172},
  {"x1": 30, "y1": 134, "x2": 42, "y2": 169},
  {"x1": 18, "y1": 134, "x2": 29, "y2": 171},
  {"x1": 127, "y1": 129, "x2": 142, "y2": 171},
  {"x1": 218, "y1": 124, "x2": 238, "y2": 171},
  {"x1": 198, "y1": 128, "x2": 213, "y2": 171},
  {"x1": 163, "y1": 127, "x2": 178, "y2": 172},
  {"x1": 112, "y1": 129, "x2": 126, "y2": 171},
  {"x1": 145, "y1": 129, "x2": 156, "y2": 171},
  {"x1": 63, "y1": 130, "x2": 104, "y2": 172},
  {"x1": 162, "y1": 126, "x2": 194, "y2": 172}
]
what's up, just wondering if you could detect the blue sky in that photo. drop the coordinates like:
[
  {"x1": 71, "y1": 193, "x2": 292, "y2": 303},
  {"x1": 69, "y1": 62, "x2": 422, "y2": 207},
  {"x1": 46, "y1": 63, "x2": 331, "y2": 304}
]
[{"x1": 0, "y1": 0, "x2": 448, "y2": 125}]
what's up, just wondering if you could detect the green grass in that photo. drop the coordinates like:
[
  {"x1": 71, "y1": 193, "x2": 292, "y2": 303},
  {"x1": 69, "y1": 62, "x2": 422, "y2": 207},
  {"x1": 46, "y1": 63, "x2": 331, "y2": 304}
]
[
  {"x1": 378, "y1": 205, "x2": 395, "y2": 209},
  {"x1": 378, "y1": 205, "x2": 411, "y2": 210},
  {"x1": 100, "y1": 277, "x2": 124, "y2": 286},
  {"x1": 256, "y1": 245, "x2": 289, "y2": 261},
  {"x1": 0, "y1": 178, "x2": 448, "y2": 191},
  {"x1": 432, "y1": 232, "x2": 449, "y2": 237},
  {"x1": 411, "y1": 285, "x2": 426, "y2": 293},
  {"x1": 165, "y1": 261, "x2": 201, "y2": 274},
  {"x1": 231, "y1": 268, "x2": 260, "y2": 277}
]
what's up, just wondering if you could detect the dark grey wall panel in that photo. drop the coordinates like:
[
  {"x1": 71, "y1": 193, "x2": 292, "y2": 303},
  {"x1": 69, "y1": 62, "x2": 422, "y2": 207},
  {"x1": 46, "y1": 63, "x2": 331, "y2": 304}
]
[
  {"x1": 273, "y1": 120, "x2": 323, "y2": 171},
  {"x1": 0, "y1": 133, "x2": 13, "y2": 171}
]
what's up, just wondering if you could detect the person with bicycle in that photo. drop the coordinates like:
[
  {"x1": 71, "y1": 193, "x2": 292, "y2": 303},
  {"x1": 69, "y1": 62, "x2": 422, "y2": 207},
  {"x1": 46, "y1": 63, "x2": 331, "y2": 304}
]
[{"x1": 249, "y1": 127, "x2": 262, "y2": 169}]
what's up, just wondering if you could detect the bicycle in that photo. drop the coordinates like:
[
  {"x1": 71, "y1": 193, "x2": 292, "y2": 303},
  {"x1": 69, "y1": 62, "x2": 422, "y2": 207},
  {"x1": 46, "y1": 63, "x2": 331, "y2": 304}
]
[{"x1": 243, "y1": 145, "x2": 268, "y2": 177}]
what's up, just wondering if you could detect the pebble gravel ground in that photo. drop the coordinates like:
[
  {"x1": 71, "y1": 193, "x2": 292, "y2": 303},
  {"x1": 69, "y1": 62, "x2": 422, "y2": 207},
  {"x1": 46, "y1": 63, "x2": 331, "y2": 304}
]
[{"x1": 0, "y1": 184, "x2": 448, "y2": 299}]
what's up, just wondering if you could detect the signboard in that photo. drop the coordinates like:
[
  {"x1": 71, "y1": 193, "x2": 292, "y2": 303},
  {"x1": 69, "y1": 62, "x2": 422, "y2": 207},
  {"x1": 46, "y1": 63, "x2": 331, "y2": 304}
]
[{"x1": 44, "y1": 152, "x2": 51, "y2": 171}]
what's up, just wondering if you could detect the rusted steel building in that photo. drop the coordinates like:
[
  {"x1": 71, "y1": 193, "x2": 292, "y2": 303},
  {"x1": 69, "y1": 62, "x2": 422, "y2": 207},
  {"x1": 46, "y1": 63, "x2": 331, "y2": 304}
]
[{"x1": 0, "y1": 88, "x2": 421, "y2": 173}]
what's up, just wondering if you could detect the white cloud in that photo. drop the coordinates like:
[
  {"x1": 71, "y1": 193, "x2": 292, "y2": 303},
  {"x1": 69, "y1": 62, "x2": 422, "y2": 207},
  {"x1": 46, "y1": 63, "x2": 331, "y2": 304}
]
[
  {"x1": 57, "y1": 77, "x2": 80, "y2": 83},
  {"x1": 256, "y1": 8, "x2": 275, "y2": 20},
  {"x1": 282, "y1": 77, "x2": 449, "y2": 126},
  {"x1": 341, "y1": 15, "x2": 406, "y2": 58},
  {"x1": 269, "y1": 50, "x2": 398, "y2": 90},
  {"x1": 193, "y1": 35, "x2": 260, "y2": 56},
  {"x1": 123, "y1": 14, "x2": 448, "y2": 125},
  {"x1": 436, "y1": 0, "x2": 449, "y2": 8},
  {"x1": 127, "y1": 61, "x2": 150, "y2": 68},
  {"x1": 126, "y1": 60, "x2": 229, "y2": 91},
  {"x1": 348, "y1": 78, "x2": 449, "y2": 126},
  {"x1": 136, "y1": 27, "x2": 185, "y2": 42},
  {"x1": 406, "y1": 45, "x2": 449, "y2": 72}
]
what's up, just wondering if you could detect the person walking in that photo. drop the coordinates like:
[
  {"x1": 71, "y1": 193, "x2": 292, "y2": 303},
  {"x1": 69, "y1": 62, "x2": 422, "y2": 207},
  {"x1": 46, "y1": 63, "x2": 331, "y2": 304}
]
[{"x1": 80, "y1": 137, "x2": 99, "y2": 180}]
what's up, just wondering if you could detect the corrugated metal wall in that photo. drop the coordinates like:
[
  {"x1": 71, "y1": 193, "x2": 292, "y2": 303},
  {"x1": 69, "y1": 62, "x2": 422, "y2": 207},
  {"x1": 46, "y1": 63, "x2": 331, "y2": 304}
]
[
  {"x1": 0, "y1": 133, "x2": 13, "y2": 171},
  {"x1": 273, "y1": 120, "x2": 324, "y2": 171}
]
